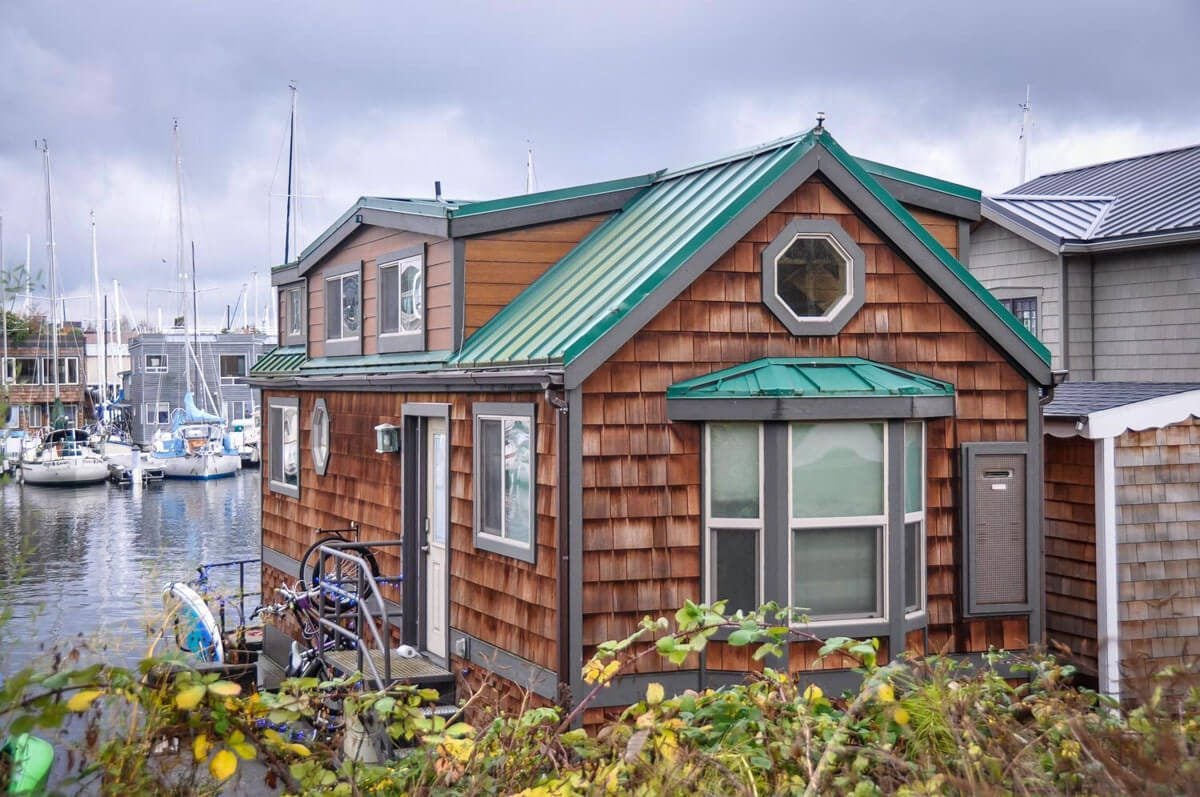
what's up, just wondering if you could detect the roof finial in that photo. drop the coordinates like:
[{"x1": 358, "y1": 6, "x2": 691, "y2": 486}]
[{"x1": 815, "y1": 111, "x2": 826, "y2": 132}]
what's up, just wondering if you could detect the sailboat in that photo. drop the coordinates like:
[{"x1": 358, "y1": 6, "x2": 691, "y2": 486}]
[
  {"x1": 19, "y1": 141, "x2": 109, "y2": 487},
  {"x1": 149, "y1": 121, "x2": 241, "y2": 481}
]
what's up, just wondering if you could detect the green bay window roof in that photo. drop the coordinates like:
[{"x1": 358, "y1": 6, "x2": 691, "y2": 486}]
[
  {"x1": 666, "y1": 358, "x2": 956, "y2": 421},
  {"x1": 250, "y1": 345, "x2": 307, "y2": 376}
]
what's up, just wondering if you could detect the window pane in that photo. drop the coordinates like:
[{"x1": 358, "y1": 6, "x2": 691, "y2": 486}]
[
  {"x1": 776, "y1": 236, "x2": 848, "y2": 318},
  {"x1": 905, "y1": 521, "x2": 922, "y2": 612},
  {"x1": 379, "y1": 265, "x2": 399, "y2": 334},
  {"x1": 326, "y1": 279, "x2": 342, "y2": 339},
  {"x1": 713, "y1": 528, "x2": 758, "y2": 615},
  {"x1": 905, "y1": 422, "x2": 923, "y2": 514},
  {"x1": 288, "y1": 289, "x2": 303, "y2": 335},
  {"x1": 791, "y1": 422, "x2": 883, "y2": 518},
  {"x1": 269, "y1": 407, "x2": 283, "y2": 482},
  {"x1": 282, "y1": 406, "x2": 299, "y2": 487},
  {"x1": 709, "y1": 423, "x2": 759, "y2": 518},
  {"x1": 792, "y1": 526, "x2": 879, "y2": 617},
  {"x1": 503, "y1": 418, "x2": 532, "y2": 544},
  {"x1": 400, "y1": 262, "x2": 422, "y2": 333},
  {"x1": 341, "y1": 274, "x2": 360, "y2": 335},
  {"x1": 480, "y1": 419, "x2": 503, "y2": 534}
]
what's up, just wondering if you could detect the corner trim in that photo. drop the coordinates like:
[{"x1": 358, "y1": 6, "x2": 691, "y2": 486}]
[{"x1": 1095, "y1": 437, "x2": 1120, "y2": 700}]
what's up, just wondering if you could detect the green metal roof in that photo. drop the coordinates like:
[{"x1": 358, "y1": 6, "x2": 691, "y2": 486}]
[
  {"x1": 666, "y1": 357, "x2": 955, "y2": 400},
  {"x1": 450, "y1": 132, "x2": 820, "y2": 367},
  {"x1": 250, "y1": 345, "x2": 307, "y2": 375},
  {"x1": 855, "y1": 157, "x2": 981, "y2": 203},
  {"x1": 450, "y1": 173, "x2": 660, "y2": 218},
  {"x1": 450, "y1": 127, "x2": 1050, "y2": 372},
  {"x1": 299, "y1": 349, "x2": 449, "y2": 376}
]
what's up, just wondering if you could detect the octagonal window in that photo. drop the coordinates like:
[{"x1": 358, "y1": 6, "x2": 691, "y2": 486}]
[
  {"x1": 776, "y1": 236, "x2": 850, "y2": 319},
  {"x1": 761, "y1": 219, "x2": 865, "y2": 336}
]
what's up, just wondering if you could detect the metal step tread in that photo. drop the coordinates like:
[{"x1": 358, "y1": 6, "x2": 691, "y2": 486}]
[{"x1": 325, "y1": 650, "x2": 454, "y2": 684}]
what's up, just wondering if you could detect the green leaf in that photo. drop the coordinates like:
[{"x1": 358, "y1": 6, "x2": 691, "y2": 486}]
[{"x1": 728, "y1": 629, "x2": 758, "y2": 647}]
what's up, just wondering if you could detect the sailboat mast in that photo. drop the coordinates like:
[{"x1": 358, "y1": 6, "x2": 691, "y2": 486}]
[
  {"x1": 91, "y1": 210, "x2": 107, "y2": 402},
  {"x1": 284, "y1": 81, "x2": 297, "y2": 263},
  {"x1": 174, "y1": 119, "x2": 186, "y2": 323},
  {"x1": 1, "y1": 215, "x2": 7, "y2": 393},
  {"x1": 38, "y1": 139, "x2": 60, "y2": 401}
]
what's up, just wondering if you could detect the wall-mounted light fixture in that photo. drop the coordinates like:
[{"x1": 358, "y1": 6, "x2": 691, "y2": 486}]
[{"x1": 374, "y1": 423, "x2": 400, "y2": 453}]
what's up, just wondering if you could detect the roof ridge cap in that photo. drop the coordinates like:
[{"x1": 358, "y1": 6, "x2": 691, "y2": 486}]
[{"x1": 658, "y1": 129, "x2": 813, "y2": 181}]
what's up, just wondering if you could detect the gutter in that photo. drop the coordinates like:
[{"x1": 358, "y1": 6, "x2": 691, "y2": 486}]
[{"x1": 246, "y1": 368, "x2": 562, "y2": 392}]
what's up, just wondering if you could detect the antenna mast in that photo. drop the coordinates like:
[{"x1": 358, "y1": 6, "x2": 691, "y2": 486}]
[
  {"x1": 1018, "y1": 85, "x2": 1032, "y2": 184},
  {"x1": 284, "y1": 81, "x2": 298, "y2": 263},
  {"x1": 525, "y1": 141, "x2": 537, "y2": 194}
]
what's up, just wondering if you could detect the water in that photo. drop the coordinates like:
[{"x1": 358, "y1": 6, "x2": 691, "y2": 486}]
[{"x1": 0, "y1": 473, "x2": 261, "y2": 673}]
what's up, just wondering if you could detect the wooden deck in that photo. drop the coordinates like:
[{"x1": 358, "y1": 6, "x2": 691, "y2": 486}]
[{"x1": 325, "y1": 649, "x2": 453, "y2": 685}]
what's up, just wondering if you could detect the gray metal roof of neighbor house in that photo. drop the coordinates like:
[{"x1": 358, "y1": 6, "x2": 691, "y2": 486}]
[
  {"x1": 1044, "y1": 381, "x2": 1200, "y2": 417},
  {"x1": 984, "y1": 143, "x2": 1200, "y2": 251}
]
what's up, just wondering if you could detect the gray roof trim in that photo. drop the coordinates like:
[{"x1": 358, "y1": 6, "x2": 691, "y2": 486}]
[
  {"x1": 447, "y1": 186, "x2": 642, "y2": 237},
  {"x1": 272, "y1": 264, "x2": 302, "y2": 285},
  {"x1": 667, "y1": 395, "x2": 956, "y2": 421},
  {"x1": 980, "y1": 200, "x2": 1063, "y2": 254},
  {"x1": 295, "y1": 204, "x2": 449, "y2": 277},
  {"x1": 873, "y1": 174, "x2": 981, "y2": 221}
]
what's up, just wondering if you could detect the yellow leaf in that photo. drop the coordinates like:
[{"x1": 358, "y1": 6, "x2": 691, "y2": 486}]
[
  {"x1": 802, "y1": 684, "x2": 824, "y2": 704},
  {"x1": 893, "y1": 707, "x2": 911, "y2": 726},
  {"x1": 877, "y1": 683, "x2": 895, "y2": 704},
  {"x1": 207, "y1": 681, "x2": 241, "y2": 698},
  {"x1": 66, "y1": 689, "x2": 103, "y2": 712},
  {"x1": 645, "y1": 682, "x2": 664, "y2": 706},
  {"x1": 209, "y1": 749, "x2": 238, "y2": 781},
  {"x1": 193, "y1": 734, "x2": 210, "y2": 761},
  {"x1": 175, "y1": 684, "x2": 208, "y2": 711},
  {"x1": 286, "y1": 743, "x2": 311, "y2": 757},
  {"x1": 262, "y1": 729, "x2": 283, "y2": 744},
  {"x1": 231, "y1": 742, "x2": 256, "y2": 761}
]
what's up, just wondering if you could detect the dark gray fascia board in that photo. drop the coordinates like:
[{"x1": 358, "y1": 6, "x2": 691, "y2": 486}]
[
  {"x1": 250, "y1": 368, "x2": 562, "y2": 393},
  {"x1": 450, "y1": 629, "x2": 559, "y2": 701},
  {"x1": 451, "y1": 239, "x2": 466, "y2": 351},
  {"x1": 874, "y1": 174, "x2": 981, "y2": 222},
  {"x1": 980, "y1": 201, "x2": 1064, "y2": 255},
  {"x1": 667, "y1": 395, "x2": 956, "y2": 422},
  {"x1": 447, "y1": 187, "x2": 641, "y2": 237},
  {"x1": 1061, "y1": 226, "x2": 1200, "y2": 254},
  {"x1": 563, "y1": 147, "x2": 824, "y2": 390},
  {"x1": 296, "y1": 206, "x2": 449, "y2": 277},
  {"x1": 272, "y1": 265, "x2": 302, "y2": 286}
]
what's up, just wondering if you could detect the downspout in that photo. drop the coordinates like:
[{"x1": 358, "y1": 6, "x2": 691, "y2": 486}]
[
  {"x1": 1094, "y1": 434, "x2": 1120, "y2": 701},
  {"x1": 549, "y1": 386, "x2": 572, "y2": 694}
]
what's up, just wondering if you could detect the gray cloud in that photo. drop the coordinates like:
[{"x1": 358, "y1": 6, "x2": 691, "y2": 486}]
[{"x1": 2, "y1": 0, "x2": 1197, "y2": 328}]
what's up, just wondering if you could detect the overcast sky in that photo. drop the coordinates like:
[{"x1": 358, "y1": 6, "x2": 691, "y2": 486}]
[{"x1": 2, "y1": 0, "x2": 1197, "y2": 332}]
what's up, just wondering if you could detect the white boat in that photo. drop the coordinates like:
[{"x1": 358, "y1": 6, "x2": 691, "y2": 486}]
[
  {"x1": 151, "y1": 392, "x2": 241, "y2": 480},
  {"x1": 228, "y1": 414, "x2": 260, "y2": 468},
  {"x1": 20, "y1": 428, "x2": 109, "y2": 486}
]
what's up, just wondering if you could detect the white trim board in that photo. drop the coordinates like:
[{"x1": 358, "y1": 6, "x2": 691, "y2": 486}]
[{"x1": 1045, "y1": 390, "x2": 1200, "y2": 440}]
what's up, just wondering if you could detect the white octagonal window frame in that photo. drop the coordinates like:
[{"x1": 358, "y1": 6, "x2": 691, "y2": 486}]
[
  {"x1": 311, "y1": 398, "x2": 331, "y2": 476},
  {"x1": 761, "y1": 218, "x2": 866, "y2": 336}
]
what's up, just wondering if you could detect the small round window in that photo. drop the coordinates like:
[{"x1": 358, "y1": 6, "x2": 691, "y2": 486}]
[
  {"x1": 312, "y1": 398, "x2": 331, "y2": 476},
  {"x1": 761, "y1": 219, "x2": 865, "y2": 336}
]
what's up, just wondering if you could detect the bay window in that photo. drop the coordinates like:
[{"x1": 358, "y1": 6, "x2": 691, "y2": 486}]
[{"x1": 705, "y1": 423, "x2": 763, "y2": 615}]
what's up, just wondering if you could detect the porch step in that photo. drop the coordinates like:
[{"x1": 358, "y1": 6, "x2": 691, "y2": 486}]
[{"x1": 325, "y1": 650, "x2": 454, "y2": 686}]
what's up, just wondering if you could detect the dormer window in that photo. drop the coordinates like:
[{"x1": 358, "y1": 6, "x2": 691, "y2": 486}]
[
  {"x1": 326, "y1": 272, "x2": 360, "y2": 342},
  {"x1": 762, "y1": 219, "x2": 865, "y2": 336},
  {"x1": 377, "y1": 246, "x2": 425, "y2": 353}
]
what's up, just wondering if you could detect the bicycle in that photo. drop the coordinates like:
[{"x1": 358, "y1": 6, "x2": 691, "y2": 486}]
[{"x1": 298, "y1": 522, "x2": 382, "y2": 600}]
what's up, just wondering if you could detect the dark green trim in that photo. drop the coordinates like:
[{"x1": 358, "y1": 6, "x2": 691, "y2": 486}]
[
  {"x1": 450, "y1": 629, "x2": 559, "y2": 700},
  {"x1": 668, "y1": 395, "x2": 955, "y2": 421}
]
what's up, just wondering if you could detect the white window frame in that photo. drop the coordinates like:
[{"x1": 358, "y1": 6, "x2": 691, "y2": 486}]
[
  {"x1": 145, "y1": 353, "x2": 168, "y2": 373},
  {"x1": 704, "y1": 423, "x2": 765, "y2": 614},
  {"x1": 42, "y1": 356, "x2": 79, "y2": 385},
  {"x1": 379, "y1": 254, "x2": 424, "y2": 338},
  {"x1": 145, "y1": 402, "x2": 171, "y2": 425},
  {"x1": 773, "y1": 233, "x2": 856, "y2": 323},
  {"x1": 286, "y1": 286, "x2": 304, "y2": 337},
  {"x1": 5, "y1": 357, "x2": 40, "y2": 385},
  {"x1": 903, "y1": 422, "x2": 926, "y2": 618},
  {"x1": 224, "y1": 400, "x2": 251, "y2": 421},
  {"x1": 473, "y1": 403, "x2": 536, "y2": 564},
  {"x1": 268, "y1": 397, "x2": 300, "y2": 498},
  {"x1": 325, "y1": 271, "x2": 361, "y2": 343},
  {"x1": 787, "y1": 421, "x2": 889, "y2": 626}
]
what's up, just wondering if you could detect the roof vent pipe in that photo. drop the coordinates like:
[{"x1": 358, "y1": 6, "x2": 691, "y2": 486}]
[{"x1": 434, "y1": 180, "x2": 443, "y2": 202}]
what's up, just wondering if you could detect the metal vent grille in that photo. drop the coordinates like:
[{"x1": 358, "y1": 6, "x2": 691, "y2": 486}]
[{"x1": 972, "y1": 453, "x2": 1026, "y2": 604}]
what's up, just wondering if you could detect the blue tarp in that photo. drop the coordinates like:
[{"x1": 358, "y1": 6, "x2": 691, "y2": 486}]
[{"x1": 175, "y1": 392, "x2": 224, "y2": 430}]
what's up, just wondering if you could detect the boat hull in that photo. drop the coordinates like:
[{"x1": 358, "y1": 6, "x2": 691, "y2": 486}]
[
  {"x1": 20, "y1": 457, "x2": 110, "y2": 486},
  {"x1": 156, "y1": 452, "x2": 241, "y2": 480}
]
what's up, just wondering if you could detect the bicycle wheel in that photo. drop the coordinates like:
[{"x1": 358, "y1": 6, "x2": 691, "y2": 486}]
[{"x1": 299, "y1": 537, "x2": 382, "y2": 601}]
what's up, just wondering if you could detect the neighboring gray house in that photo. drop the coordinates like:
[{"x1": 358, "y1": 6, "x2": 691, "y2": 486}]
[
  {"x1": 123, "y1": 331, "x2": 268, "y2": 445},
  {"x1": 969, "y1": 144, "x2": 1200, "y2": 381}
]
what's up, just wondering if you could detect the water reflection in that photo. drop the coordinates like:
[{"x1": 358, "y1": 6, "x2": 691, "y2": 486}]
[{"x1": 0, "y1": 474, "x2": 261, "y2": 671}]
